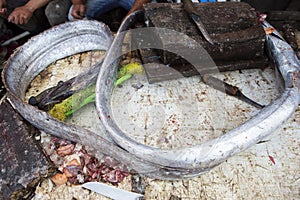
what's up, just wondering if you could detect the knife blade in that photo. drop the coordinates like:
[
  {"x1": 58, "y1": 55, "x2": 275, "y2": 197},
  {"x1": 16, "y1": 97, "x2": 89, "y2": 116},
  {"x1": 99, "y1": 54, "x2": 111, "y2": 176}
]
[
  {"x1": 182, "y1": 0, "x2": 214, "y2": 44},
  {"x1": 82, "y1": 182, "x2": 144, "y2": 200}
]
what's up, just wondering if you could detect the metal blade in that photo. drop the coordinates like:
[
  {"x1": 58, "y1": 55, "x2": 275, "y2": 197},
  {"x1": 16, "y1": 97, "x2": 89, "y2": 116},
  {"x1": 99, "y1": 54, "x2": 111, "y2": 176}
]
[
  {"x1": 82, "y1": 182, "x2": 143, "y2": 200},
  {"x1": 190, "y1": 13, "x2": 214, "y2": 45},
  {"x1": 182, "y1": 0, "x2": 214, "y2": 44}
]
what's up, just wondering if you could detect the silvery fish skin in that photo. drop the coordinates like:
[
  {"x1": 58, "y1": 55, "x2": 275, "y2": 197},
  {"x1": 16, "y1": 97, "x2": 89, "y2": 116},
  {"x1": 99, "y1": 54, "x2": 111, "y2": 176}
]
[
  {"x1": 96, "y1": 15, "x2": 300, "y2": 175},
  {"x1": 2, "y1": 12, "x2": 300, "y2": 179},
  {"x1": 1, "y1": 19, "x2": 171, "y2": 178}
]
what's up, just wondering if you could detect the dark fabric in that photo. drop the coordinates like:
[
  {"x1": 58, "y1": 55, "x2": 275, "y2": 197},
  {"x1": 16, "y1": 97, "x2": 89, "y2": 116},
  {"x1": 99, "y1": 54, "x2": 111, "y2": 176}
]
[
  {"x1": 241, "y1": 0, "x2": 292, "y2": 11},
  {"x1": 286, "y1": 0, "x2": 300, "y2": 11},
  {"x1": 5, "y1": 0, "x2": 29, "y2": 14},
  {"x1": 45, "y1": 0, "x2": 72, "y2": 26}
]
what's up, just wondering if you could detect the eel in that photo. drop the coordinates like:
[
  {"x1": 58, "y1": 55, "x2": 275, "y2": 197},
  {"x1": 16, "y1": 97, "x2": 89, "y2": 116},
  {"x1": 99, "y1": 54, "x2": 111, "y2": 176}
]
[
  {"x1": 2, "y1": 11, "x2": 300, "y2": 179},
  {"x1": 2, "y1": 18, "x2": 166, "y2": 178},
  {"x1": 95, "y1": 11, "x2": 300, "y2": 177}
]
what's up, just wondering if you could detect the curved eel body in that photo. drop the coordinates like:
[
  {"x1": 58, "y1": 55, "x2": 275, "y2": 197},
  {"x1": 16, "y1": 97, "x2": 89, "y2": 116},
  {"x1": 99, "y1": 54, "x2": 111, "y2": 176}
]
[
  {"x1": 96, "y1": 12, "x2": 300, "y2": 177},
  {"x1": 2, "y1": 12, "x2": 300, "y2": 179}
]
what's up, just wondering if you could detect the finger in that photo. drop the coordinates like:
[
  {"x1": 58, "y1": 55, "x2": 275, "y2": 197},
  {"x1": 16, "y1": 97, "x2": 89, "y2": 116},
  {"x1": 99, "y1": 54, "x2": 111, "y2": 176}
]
[
  {"x1": 74, "y1": 11, "x2": 83, "y2": 19},
  {"x1": 71, "y1": 10, "x2": 80, "y2": 19},
  {"x1": 14, "y1": 16, "x2": 20, "y2": 24},
  {"x1": 2, "y1": 7, "x2": 7, "y2": 15},
  {"x1": 8, "y1": 15, "x2": 15, "y2": 23},
  {"x1": 20, "y1": 15, "x2": 28, "y2": 24},
  {"x1": 16, "y1": 15, "x2": 25, "y2": 24},
  {"x1": 0, "y1": 8, "x2": 5, "y2": 14},
  {"x1": 23, "y1": 17, "x2": 29, "y2": 24},
  {"x1": 79, "y1": 7, "x2": 86, "y2": 17},
  {"x1": 19, "y1": 16, "x2": 24, "y2": 24}
]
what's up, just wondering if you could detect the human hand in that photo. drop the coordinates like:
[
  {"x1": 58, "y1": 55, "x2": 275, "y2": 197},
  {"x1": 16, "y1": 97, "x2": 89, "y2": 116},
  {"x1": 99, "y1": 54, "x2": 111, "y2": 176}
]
[
  {"x1": 122, "y1": 0, "x2": 150, "y2": 22},
  {"x1": 0, "y1": 0, "x2": 7, "y2": 17},
  {"x1": 71, "y1": 4, "x2": 86, "y2": 19},
  {"x1": 8, "y1": 5, "x2": 34, "y2": 24}
]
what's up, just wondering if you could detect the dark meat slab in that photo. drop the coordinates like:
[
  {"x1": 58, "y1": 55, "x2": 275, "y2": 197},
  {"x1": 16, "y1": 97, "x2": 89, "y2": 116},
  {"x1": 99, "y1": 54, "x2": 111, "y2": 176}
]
[
  {"x1": 144, "y1": 2, "x2": 266, "y2": 62},
  {"x1": 140, "y1": 2, "x2": 268, "y2": 83},
  {"x1": 0, "y1": 98, "x2": 54, "y2": 199}
]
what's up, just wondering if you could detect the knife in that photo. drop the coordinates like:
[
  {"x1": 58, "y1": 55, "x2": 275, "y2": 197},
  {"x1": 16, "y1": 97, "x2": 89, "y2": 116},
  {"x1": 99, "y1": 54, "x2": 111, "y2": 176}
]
[
  {"x1": 82, "y1": 182, "x2": 144, "y2": 200},
  {"x1": 182, "y1": 0, "x2": 214, "y2": 44}
]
